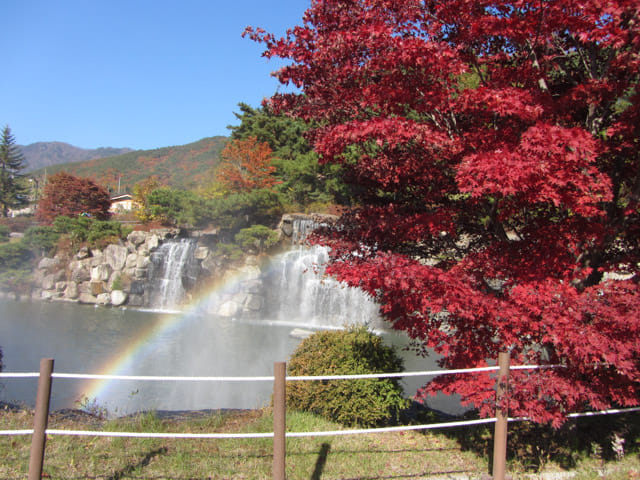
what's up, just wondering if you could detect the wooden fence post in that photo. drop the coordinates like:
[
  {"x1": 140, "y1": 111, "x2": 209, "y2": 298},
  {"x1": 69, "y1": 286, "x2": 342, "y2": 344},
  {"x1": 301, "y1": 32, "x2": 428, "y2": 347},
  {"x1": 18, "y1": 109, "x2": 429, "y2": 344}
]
[
  {"x1": 28, "y1": 358, "x2": 54, "y2": 480},
  {"x1": 492, "y1": 352, "x2": 510, "y2": 480},
  {"x1": 273, "y1": 361, "x2": 286, "y2": 480}
]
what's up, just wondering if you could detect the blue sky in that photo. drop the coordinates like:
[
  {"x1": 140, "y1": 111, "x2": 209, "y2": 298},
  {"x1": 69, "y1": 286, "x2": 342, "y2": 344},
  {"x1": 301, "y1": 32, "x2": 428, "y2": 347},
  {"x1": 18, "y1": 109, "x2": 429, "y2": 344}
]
[{"x1": 1, "y1": 1, "x2": 310, "y2": 150}]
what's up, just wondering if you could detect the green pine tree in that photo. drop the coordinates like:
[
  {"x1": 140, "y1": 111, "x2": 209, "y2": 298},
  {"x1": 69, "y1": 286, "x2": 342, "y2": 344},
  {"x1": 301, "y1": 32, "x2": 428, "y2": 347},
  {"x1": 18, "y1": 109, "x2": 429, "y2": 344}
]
[{"x1": 0, "y1": 125, "x2": 28, "y2": 217}]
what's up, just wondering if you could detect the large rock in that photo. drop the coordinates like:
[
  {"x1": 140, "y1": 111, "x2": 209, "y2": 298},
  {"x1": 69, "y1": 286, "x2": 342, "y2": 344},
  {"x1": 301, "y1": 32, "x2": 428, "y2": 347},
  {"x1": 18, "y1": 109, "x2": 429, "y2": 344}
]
[
  {"x1": 127, "y1": 230, "x2": 147, "y2": 246},
  {"x1": 91, "y1": 264, "x2": 112, "y2": 282},
  {"x1": 104, "y1": 244, "x2": 128, "y2": 271},
  {"x1": 65, "y1": 282, "x2": 79, "y2": 300},
  {"x1": 146, "y1": 234, "x2": 159, "y2": 251},
  {"x1": 70, "y1": 261, "x2": 91, "y2": 282},
  {"x1": 136, "y1": 256, "x2": 150, "y2": 269},
  {"x1": 38, "y1": 257, "x2": 61, "y2": 271},
  {"x1": 96, "y1": 293, "x2": 111, "y2": 305},
  {"x1": 111, "y1": 290, "x2": 128, "y2": 306},
  {"x1": 218, "y1": 300, "x2": 240, "y2": 317},
  {"x1": 78, "y1": 293, "x2": 98, "y2": 304},
  {"x1": 194, "y1": 246, "x2": 209, "y2": 260},
  {"x1": 90, "y1": 281, "x2": 105, "y2": 296}
]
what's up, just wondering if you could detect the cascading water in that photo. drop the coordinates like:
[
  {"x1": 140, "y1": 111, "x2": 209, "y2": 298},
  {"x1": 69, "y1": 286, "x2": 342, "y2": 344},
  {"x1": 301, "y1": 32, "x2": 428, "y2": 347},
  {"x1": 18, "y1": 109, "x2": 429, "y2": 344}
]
[
  {"x1": 263, "y1": 245, "x2": 381, "y2": 328},
  {"x1": 148, "y1": 238, "x2": 199, "y2": 310}
]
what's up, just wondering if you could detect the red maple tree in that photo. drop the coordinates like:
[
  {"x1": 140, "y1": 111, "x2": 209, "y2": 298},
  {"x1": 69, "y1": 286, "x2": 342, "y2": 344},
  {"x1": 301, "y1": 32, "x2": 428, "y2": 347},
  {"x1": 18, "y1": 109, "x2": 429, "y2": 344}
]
[
  {"x1": 36, "y1": 172, "x2": 111, "y2": 224},
  {"x1": 215, "y1": 136, "x2": 278, "y2": 192},
  {"x1": 247, "y1": 0, "x2": 640, "y2": 425}
]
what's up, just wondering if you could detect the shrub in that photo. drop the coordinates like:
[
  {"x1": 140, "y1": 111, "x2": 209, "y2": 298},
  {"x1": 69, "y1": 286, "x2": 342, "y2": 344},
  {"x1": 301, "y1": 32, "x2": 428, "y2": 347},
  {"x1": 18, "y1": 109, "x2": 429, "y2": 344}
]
[
  {"x1": 87, "y1": 220, "x2": 132, "y2": 248},
  {"x1": 214, "y1": 243, "x2": 244, "y2": 262},
  {"x1": 234, "y1": 224, "x2": 279, "y2": 253},
  {"x1": 53, "y1": 216, "x2": 131, "y2": 250},
  {"x1": 22, "y1": 226, "x2": 60, "y2": 256},
  {"x1": 286, "y1": 327, "x2": 409, "y2": 427},
  {"x1": 0, "y1": 224, "x2": 9, "y2": 242}
]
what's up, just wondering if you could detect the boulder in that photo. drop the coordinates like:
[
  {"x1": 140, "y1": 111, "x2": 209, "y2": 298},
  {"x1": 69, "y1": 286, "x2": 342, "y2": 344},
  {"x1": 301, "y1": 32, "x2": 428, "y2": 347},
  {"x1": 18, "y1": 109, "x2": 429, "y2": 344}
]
[
  {"x1": 218, "y1": 300, "x2": 240, "y2": 317},
  {"x1": 96, "y1": 293, "x2": 111, "y2": 305},
  {"x1": 70, "y1": 261, "x2": 91, "y2": 283},
  {"x1": 38, "y1": 257, "x2": 61, "y2": 271},
  {"x1": 76, "y1": 246, "x2": 90, "y2": 260},
  {"x1": 124, "y1": 252, "x2": 136, "y2": 267},
  {"x1": 111, "y1": 290, "x2": 128, "y2": 306},
  {"x1": 65, "y1": 282, "x2": 79, "y2": 299},
  {"x1": 104, "y1": 244, "x2": 128, "y2": 271},
  {"x1": 91, "y1": 264, "x2": 112, "y2": 282},
  {"x1": 90, "y1": 281, "x2": 105, "y2": 296},
  {"x1": 136, "y1": 256, "x2": 150, "y2": 269},
  {"x1": 146, "y1": 234, "x2": 159, "y2": 251},
  {"x1": 78, "y1": 293, "x2": 98, "y2": 304},
  {"x1": 127, "y1": 230, "x2": 147, "y2": 246},
  {"x1": 194, "y1": 246, "x2": 209, "y2": 260}
]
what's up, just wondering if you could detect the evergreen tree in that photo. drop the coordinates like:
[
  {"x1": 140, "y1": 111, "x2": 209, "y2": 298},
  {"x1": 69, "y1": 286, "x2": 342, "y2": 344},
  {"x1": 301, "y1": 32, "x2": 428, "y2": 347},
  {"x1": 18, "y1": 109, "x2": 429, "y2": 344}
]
[{"x1": 0, "y1": 125, "x2": 28, "y2": 217}]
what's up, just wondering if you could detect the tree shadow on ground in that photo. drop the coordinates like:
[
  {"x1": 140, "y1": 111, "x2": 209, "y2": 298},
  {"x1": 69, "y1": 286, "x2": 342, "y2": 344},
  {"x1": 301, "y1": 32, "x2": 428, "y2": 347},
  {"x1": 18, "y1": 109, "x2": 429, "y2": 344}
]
[
  {"x1": 432, "y1": 409, "x2": 640, "y2": 473},
  {"x1": 311, "y1": 442, "x2": 331, "y2": 480},
  {"x1": 106, "y1": 447, "x2": 168, "y2": 480}
]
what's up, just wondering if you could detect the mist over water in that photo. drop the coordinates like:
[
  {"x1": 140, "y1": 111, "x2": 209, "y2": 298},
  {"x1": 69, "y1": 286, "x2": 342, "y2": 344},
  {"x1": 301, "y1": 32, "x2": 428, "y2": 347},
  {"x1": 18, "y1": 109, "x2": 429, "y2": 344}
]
[{"x1": 0, "y1": 239, "x2": 465, "y2": 416}]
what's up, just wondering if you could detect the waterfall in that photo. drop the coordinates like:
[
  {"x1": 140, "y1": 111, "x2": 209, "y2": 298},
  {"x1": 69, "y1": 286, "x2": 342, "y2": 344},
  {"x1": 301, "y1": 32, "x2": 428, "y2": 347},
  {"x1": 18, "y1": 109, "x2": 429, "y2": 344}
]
[
  {"x1": 262, "y1": 245, "x2": 381, "y2": 328},
  {"x1": 148, "y1": 238, "x2": 198, "y2": 310},
  {"x1": 290, "y1": 217, "x2": 322, "y2": 244}
]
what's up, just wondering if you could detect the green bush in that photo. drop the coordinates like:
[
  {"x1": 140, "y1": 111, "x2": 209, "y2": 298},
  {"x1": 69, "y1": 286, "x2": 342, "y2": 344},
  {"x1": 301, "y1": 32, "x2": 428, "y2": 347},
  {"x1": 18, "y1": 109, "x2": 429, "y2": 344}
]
[
  {"x1": 234, "y1": 225, "x2": 279, "y2": 252},
  {"x1": 214, "y1": 243, "x2": 244, "y2": 262},
  {"x1": 0, "y1": 225, "x2": 9, "y2": 242},
  {"x1": 52, "y1": 215, "x2": 131, "y2": 250},
  {"x1": 22, "y1": 226, "x2": 59, "y2": 256},
  {"x1": 53, "y1": 215, "x2": 92, "y2": 242},
  {"x1": 87, "y1": 220, "x2": 132, "y2": 247},
  {"x1": 286, "y1": 327, "x2": 409, "y2": 427}
]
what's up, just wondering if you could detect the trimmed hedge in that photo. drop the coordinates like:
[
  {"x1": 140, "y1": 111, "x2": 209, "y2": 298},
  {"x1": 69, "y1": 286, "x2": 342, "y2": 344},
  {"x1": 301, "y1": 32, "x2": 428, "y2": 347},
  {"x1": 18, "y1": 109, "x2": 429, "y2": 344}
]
[{"x1": 286, "y1": 327, "x2": 409, "y2": 427}]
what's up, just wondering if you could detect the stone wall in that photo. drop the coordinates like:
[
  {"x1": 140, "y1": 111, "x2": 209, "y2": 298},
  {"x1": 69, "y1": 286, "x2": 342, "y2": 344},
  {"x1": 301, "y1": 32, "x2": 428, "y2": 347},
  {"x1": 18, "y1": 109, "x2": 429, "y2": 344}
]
[
  {"x1": 33, "y1": 229, "x2": 183, "y2": 307},
  {"x1": 30, "y1": 213, "x2": 336, "y2": 311}
]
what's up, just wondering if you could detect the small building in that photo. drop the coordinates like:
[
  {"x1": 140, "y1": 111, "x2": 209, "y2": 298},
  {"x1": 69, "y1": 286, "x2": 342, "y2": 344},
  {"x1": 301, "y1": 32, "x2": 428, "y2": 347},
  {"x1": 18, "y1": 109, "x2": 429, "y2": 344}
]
[{"x1": 109, "y1": 193, "x2": 138, "y2": 213}]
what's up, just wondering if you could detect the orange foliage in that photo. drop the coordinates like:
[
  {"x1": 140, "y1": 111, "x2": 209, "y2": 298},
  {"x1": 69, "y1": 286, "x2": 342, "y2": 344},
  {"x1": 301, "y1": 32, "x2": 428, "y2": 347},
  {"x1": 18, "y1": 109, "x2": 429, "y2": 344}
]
[{"x1": 215, "y1": 136, "x2": 278, "y2": 192}]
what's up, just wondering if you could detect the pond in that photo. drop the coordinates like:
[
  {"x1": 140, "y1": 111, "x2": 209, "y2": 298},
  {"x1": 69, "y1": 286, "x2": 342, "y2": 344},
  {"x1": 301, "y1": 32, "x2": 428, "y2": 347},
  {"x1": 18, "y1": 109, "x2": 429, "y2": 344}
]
[{"x1": 0, "y1": 297, "x2": 464, "y2": 416}]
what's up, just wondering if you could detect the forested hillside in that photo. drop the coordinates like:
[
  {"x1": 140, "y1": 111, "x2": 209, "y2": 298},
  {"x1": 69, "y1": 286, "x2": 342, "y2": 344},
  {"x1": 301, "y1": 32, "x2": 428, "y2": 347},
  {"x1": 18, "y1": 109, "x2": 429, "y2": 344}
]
[
  {"x1": 32, "y1": 136, "x2": 227, "y2": 193},
  {"x1": 20, "y1": 142, "x2": 133, "y2": 172}
]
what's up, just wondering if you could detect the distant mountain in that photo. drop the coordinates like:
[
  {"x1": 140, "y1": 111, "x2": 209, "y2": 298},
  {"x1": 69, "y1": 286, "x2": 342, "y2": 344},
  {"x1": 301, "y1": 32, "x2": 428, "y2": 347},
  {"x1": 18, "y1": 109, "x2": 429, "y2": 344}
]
[
  {"x1": 31, "y1": 136, "x2": 228, "y2": 193},
  {"x1": 20, "y1": 142, "x2": 134, "y2": 172}
]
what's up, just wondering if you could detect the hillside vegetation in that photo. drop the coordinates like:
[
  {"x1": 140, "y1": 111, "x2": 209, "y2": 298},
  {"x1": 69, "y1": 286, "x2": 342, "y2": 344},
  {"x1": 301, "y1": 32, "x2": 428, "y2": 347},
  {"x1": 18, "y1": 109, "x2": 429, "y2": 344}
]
[
  {"x1": 31, "y1": 136, "x2": 227, "y2": 193},
  {"x1": 20, "y1": 142, "x2": 133, "y2": 172}
]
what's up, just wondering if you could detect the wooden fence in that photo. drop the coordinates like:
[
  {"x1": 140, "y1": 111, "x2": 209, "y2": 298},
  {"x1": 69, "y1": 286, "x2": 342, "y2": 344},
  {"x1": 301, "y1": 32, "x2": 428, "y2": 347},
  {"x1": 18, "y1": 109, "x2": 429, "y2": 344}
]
[{"x1": 1, "y1": 353, "x2": 637, "y2": 480}]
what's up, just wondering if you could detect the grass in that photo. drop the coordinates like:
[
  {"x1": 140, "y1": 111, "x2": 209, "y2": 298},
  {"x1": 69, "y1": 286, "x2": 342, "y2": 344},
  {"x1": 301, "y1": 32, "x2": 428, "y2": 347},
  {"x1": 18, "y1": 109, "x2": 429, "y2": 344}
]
[{"x1": 1, "y1": 404, "x2": 639, "y2": 479}]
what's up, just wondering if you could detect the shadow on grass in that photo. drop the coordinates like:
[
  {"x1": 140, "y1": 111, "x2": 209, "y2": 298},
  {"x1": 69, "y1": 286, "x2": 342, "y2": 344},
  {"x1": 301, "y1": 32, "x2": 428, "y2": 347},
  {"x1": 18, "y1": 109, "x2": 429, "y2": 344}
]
[
  {"x1": 311, "y1": 442, "x2": 331, "y2": 480},
  {"x1": 436, "y1": 409, "x2": 640, "y2": 473},
  {"x1": 106, "y1": 447, "x2": 168, "y2": 480}
]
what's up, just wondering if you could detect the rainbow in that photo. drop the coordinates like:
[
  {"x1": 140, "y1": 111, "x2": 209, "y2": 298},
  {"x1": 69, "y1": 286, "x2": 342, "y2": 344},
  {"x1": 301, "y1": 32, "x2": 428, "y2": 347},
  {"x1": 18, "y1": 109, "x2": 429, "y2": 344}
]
[
  {"x1": 80, "y1": 268, "x2": 256, "y2": 404},
  {"x1": 78, "y1": 246, "x2": 373, "y2": 411}
]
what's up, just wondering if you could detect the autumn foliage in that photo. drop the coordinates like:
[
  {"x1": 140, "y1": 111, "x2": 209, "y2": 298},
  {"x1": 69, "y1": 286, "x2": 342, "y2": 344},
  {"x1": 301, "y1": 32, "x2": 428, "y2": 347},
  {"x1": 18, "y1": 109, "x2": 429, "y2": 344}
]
[
  {"x1": 36, "y1": 172, "x2": 111, "y2": 224},
  {"x1": 215, "y1": 136, "x2": 278, "y2": 192},
  {"x1": 248, "y1": 0, "x2": 640, "y2": 425}
]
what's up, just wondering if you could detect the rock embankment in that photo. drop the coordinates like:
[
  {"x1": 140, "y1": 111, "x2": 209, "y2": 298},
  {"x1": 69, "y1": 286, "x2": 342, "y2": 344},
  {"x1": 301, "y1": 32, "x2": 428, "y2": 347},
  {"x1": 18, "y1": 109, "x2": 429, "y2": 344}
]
[
  {"x1": 29, "y1": 213, "x2": 339, "y2": 311},
  {"x1": 33, "y1": 229, "x2": 183, "y2": 307}
]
